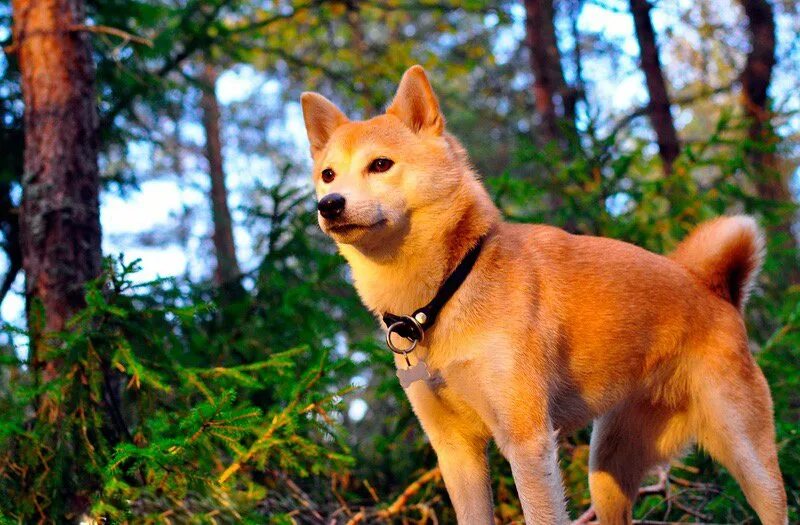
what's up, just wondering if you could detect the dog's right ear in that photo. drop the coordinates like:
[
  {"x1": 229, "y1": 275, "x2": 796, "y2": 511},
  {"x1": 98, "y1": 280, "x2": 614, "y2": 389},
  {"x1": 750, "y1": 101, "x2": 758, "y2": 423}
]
[{"x1": 301, "y1": 92, "x2": 349, "y2": 157}]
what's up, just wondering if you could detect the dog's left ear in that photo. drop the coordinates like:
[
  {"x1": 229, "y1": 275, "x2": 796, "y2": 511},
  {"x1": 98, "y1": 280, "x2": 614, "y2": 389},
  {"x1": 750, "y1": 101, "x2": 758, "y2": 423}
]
[{"x1": 387, "y1": 65, "x2": 444, "y2": 136}]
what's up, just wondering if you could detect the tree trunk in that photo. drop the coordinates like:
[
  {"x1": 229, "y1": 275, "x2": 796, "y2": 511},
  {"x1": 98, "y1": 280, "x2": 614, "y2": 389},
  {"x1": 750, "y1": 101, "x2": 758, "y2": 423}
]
[
  {"x1": 12, "y1": 0, "x2": 102, "y2": 354},
  {"x1": 524, "y1": 0, "x2": 572, "y2": 143},
  {"x1": 739, "y1": 0, "x2": 797, "y2": 282},
  {"x1": 345, "y1": 2, "x2": 378, "y2": 115},
  {"x1": 739, "y1": 0, "x2": 779, "y2": 195},
  {"x1": 199, "y1": 64, "x2": 242, "y2": 290},
  {"x1": 524, "y1": 0, "x2": 582, "y2": 232},
  {"x1": 566, "y1": 0, "x2": 586, "y2": 126},
  {"x1": 629, "y1": 0, "x2": 680, "y2": 174}
]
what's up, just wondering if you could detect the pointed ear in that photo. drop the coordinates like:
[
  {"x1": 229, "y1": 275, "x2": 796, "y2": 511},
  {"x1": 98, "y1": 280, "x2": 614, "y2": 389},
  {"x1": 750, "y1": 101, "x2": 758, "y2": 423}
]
[
  {"x1": 300, "y1": 92, "x2": 349, "y2": 156},
  {"x1": 386, "y1": 65, "x2": 444, "y2": 135}
]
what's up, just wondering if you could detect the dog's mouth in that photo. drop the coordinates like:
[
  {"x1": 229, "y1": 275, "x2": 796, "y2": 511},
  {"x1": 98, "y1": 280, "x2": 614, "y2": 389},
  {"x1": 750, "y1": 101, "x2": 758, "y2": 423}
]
[{"x1": 328, "y1": 219, "x2": 388, "y2": 236}]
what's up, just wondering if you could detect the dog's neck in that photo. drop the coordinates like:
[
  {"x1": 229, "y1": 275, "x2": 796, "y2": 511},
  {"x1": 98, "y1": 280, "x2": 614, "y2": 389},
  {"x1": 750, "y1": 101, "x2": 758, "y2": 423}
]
[{"x1": 339, "y1": 176, "x2": 499, "y2": 318}]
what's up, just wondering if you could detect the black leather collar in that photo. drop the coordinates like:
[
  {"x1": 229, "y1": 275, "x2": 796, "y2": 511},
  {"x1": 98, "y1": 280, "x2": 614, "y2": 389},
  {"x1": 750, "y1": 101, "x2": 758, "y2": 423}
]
[{"x1": 382, "y1": 235, "x2": 486, "y2": 344}]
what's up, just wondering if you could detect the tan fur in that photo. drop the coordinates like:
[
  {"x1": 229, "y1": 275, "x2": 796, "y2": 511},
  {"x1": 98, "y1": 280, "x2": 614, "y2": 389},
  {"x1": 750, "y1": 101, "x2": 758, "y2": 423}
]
[
  {"x1": 670, "y1": 215, "x2": 765, "y2": 311},
  {"x1": 301, "y1": 66, "x2": 787, "y2": 524}
]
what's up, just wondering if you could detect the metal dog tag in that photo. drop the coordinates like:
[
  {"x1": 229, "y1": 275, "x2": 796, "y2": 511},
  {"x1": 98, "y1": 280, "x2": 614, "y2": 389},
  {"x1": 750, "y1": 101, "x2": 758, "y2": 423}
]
[{"x1": 396, "y1": 360, "x2": 431, "y2": 389}]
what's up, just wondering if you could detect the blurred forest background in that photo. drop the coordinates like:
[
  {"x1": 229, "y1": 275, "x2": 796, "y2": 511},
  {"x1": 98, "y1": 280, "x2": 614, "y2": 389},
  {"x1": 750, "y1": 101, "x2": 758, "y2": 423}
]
[{"x1": 0, "y1": 0, "x2": 798, "y2": 523}]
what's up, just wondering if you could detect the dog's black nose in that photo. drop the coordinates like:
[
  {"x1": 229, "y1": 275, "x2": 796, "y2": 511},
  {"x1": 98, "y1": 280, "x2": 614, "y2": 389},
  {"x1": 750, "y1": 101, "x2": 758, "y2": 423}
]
[{"x1": 318, "y1": 193, "x2": 346, "y2": 219}]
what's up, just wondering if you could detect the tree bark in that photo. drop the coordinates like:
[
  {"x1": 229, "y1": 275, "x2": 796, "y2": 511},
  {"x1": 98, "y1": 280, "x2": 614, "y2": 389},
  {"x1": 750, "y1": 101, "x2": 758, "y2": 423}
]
[
  {"x1": 629, "y1": 0, "x2": 680, "y2": 174},
  {"x1": 739, "y1": 0, "x2": 779, "y2": 195},
  {"x1": 12, "y1": 0, "x2": 102, "y2": 349},
  {"x1": 345, "y1": 2, "x2": 378, "y2": 115},
  {"x1": 524, "y1": 0, "x2": 573, "y2": 143},
  {"x1": 566, "y1": 0, "x2": 586, "y2": 126},
  {"x1": 739, "y1": 0, "x2": 797, "y2": 282},
  {"x1": 524, "y1": 0, "x2": 583, "y2": 232},
  {"x1": 199, "y1": 64, "x2": 242, "y2": 289}
]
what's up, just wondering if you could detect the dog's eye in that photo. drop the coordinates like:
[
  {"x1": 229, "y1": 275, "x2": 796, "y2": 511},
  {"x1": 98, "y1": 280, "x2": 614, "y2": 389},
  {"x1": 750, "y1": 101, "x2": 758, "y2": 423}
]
[
  {"x1": 321, "y1": 168, "x2": 335, "y2": 183},
  {"x1": 368, "y1": 157, "x2": 394, "y2": 173}
]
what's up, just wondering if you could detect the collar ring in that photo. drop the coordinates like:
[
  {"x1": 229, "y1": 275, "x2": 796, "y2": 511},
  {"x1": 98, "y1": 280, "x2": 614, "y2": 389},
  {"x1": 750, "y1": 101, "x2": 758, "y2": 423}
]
[{"x1": 386, "y1": 317, "x2": 423, "y2": 355}]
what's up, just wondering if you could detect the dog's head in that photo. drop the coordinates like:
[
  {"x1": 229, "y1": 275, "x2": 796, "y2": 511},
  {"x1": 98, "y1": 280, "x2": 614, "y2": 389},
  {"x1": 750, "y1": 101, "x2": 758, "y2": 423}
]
[{"x1": 301, "y1": 66, "x2": 466, "y2": 252}]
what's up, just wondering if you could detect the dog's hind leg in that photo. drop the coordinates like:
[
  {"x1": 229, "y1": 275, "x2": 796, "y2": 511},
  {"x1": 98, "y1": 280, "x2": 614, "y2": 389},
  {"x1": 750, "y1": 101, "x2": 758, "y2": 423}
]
[
  {"x1": 588, "y1": 399, "x2": 691, "y2": 525},
  {"x1": 694, "y1": 350, "x2": 787, "y2": 525}
]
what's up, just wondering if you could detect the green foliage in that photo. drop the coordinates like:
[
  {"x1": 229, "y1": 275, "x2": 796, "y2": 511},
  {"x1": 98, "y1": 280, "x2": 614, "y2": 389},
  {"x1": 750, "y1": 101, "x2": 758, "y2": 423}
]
[
  {"x1": 759, "y1": 288, "x2": 800, "y2": 523},
  {"x1": 0, "y1": 192, "x2": 364, "y2": 522}
]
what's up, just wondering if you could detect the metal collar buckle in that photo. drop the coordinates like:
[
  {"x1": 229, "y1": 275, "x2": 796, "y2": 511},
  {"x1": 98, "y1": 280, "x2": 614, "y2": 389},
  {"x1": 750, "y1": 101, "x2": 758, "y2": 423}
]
[{"x1": 386, "y1": 315, "x2": 424, "y2": 366}]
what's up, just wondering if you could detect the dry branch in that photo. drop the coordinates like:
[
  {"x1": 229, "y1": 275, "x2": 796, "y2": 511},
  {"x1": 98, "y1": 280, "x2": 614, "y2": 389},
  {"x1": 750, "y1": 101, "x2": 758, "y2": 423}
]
[
  {"x1": 68, "y1": 24, "x2": 153, "y2": 47},
  {"x1": 345, "y1": 467, "x2": 441, "y2": 525}
]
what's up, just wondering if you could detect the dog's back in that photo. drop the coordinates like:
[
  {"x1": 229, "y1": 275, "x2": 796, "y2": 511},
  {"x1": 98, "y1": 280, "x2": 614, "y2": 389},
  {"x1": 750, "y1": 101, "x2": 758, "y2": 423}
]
[{"x1": 473, "y1": 222, "x2": 750, "y2": 423}]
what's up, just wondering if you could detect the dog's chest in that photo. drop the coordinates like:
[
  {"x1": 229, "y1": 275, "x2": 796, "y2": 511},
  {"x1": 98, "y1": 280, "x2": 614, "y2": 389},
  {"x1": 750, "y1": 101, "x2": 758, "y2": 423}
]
[
  {"x1": 403, "y1": 354, "x2": 503, "y2": 437},
  {"x1": 398, "y1": 328, "x2": 519, "y2": 436}
]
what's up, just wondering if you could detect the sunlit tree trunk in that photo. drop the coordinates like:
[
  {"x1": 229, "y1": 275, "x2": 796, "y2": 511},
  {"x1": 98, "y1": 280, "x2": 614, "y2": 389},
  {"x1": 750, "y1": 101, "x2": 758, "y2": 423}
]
[
  {"x1": 739, "y1": 0, "x2": 775, "y2": 142},
  {"x1": 524, "y1": 0, "x2": 582, "y2": 232},
  {"x1": 629, "y1": 0, "x2": 680, "y2": 174},
  {"x1": 346, "y1": 2, "x2": 379, "y2": 115},
  {"x1": 12, "y1": 0, "x2": 102, "y2": 364},
  {"x1": 199, "y1": 64, "x2": 242, "y2": 290},
  {"x1": 565, "y1": 0, "x2": 586, "y2": 125},
  {"x1": 524, "y1": 0, "x2": 572, "y2": 143},
  {"x1": 739, "y1": 0, "x2": 797, "y2": 282},
  {"x1": 739, "y1": 0, "x2": 780, "y2": 195}
]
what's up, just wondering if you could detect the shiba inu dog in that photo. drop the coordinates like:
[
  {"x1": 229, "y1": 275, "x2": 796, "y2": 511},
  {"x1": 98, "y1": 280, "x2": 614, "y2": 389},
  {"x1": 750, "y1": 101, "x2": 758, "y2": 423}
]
[{"x1": 300, "y1": 66, "x2": 787, "y2": 524}]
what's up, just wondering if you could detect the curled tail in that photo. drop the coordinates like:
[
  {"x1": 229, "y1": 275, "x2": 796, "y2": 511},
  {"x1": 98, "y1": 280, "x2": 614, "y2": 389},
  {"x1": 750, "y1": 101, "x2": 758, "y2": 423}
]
[{"x1": 670, "y1": 216, "x2": 765, "y2": 311}]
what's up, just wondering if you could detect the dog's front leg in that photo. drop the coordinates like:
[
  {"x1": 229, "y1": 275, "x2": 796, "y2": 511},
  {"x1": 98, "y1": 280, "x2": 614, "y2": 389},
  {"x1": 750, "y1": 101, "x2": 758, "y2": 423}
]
[
  {"x1": 430, "y1": 431, "x2": 494, "y2": 524},
  {"x1": 501, "y1": 426, "x2": 569, "y2": 524},
  {"x1": 406, "y1": 385, "x2": 494, "y2": 524}
]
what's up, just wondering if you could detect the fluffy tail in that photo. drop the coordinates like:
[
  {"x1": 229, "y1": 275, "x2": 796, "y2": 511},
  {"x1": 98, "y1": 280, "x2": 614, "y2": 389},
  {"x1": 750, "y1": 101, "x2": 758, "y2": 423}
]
[{"x1": 670, "y1": 216, "x2": 765, "y2": 311}]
